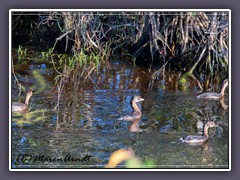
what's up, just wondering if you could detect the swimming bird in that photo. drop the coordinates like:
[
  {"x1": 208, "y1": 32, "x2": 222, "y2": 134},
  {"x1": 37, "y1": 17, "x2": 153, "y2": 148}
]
[
  {"x1": 118, "y1": 95, "x2": 144, "y2": 132},
  {"x1": 196, "y1": 79, "x2": 228, "y2": 100},
  {"x1": 179, "y1": 121, "x2": 217, "y2": 146},
  {"x1": 12, "y1": 90, "x2": 33, "y2": 112}
]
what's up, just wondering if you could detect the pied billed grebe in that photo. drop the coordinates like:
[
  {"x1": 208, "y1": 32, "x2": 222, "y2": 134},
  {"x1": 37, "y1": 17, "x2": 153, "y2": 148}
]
[
  {"x1": 12, "y1": 90, "x2": 33, "y2": 112},
  {"x1": 179, "y1": 121, "x2": 217, "y2": 145},
  {"x1": 197, "y1": 79, "x2": 228, "y2": 100},
  {"x1": 118, "y1": 95, "x2": 144, "y2": 121},
  {"x1": 118, "y1": 95, "x2": 144, "y2": 132}
]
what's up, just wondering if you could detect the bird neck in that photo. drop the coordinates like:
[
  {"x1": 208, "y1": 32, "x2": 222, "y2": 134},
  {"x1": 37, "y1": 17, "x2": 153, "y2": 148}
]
[
  {"x1": 25, "y1": 94, "x2": 31, "y2": 106},
  {"x1": 219, "y1": 83, "x2": 228, "y2": 95},
  {"x1": 203, "y1": 126, "x2": 209, "y2": 139},
  {"x1": 131, "y1": 102, "x2": 141, "y2": 114}
]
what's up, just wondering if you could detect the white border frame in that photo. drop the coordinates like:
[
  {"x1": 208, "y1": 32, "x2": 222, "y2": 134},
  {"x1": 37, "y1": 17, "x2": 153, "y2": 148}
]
[{"x1": 9, "y1": 9, "x2": 231, "y2": 171}]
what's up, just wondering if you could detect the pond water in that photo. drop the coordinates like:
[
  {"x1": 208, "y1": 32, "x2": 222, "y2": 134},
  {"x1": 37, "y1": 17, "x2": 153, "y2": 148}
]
[{"x1": 11, "y1": 56, "x2": 229, "y2": 169}]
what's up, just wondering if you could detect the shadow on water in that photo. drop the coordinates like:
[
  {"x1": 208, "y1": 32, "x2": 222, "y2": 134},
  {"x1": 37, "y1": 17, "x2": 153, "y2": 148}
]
[{"x1": 11, "y1": 57, "x2": 229, "y2": 169}]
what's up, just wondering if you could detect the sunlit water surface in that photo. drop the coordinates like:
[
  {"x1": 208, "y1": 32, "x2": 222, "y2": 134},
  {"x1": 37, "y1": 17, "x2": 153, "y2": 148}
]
[{"x1": 11, "y1": 59, "x2": 229, "y2": 169}]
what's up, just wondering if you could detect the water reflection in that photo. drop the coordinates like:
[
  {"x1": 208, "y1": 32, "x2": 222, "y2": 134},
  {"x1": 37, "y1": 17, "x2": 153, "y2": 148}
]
[{"x1": 11, "y1": 59, "x2": 229, "y2": 169}]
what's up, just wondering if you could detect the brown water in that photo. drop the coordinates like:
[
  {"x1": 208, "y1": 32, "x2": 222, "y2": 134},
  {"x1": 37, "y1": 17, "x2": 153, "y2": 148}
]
[{"x1": 11, "y1": 58, "x2": 229, "y2": 169}]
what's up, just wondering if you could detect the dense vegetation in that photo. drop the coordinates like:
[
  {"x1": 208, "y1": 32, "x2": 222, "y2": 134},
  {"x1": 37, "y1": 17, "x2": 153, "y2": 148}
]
[{"x1": 12, "y1": 11, "x2": 229, "y2": 87}]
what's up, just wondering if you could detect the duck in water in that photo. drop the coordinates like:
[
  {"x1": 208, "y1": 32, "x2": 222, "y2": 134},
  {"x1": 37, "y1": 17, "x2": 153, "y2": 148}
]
[
  {"x1": 12, "y1": 90, "x2": 33, "y2": 112},
  {"x1": 197, "y1": 79, "x2": 228, "y2": 100},
  {"x1": 179, "y1": 121, "x2": 217, "y2": 146},
  {"x1": 118, "y1": 95, "x2": 144, "y2": 132}
]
